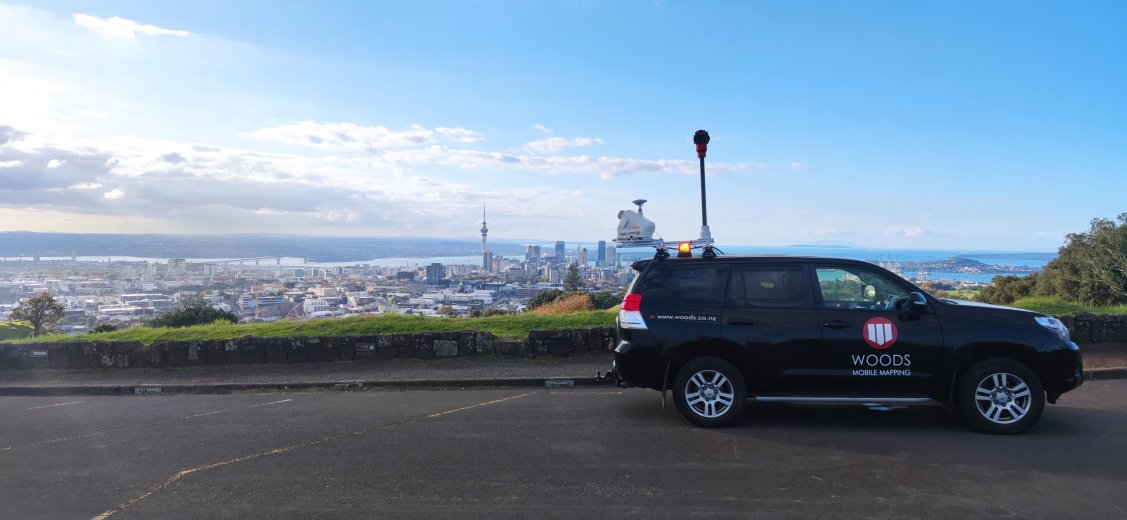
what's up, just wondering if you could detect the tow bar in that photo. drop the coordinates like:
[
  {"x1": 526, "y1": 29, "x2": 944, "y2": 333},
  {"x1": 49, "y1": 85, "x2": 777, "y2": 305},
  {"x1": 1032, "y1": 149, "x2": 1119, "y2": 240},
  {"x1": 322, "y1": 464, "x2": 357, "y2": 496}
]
[{"x1": 596, "y1": 367, "x2": 633, "y2": 388}]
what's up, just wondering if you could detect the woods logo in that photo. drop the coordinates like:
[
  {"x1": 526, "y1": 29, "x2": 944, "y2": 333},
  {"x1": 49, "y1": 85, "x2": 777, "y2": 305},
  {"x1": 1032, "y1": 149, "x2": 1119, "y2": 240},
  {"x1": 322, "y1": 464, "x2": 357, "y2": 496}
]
[{"x1": 863, "y1": 317, "x2": 898, "y2": 349}]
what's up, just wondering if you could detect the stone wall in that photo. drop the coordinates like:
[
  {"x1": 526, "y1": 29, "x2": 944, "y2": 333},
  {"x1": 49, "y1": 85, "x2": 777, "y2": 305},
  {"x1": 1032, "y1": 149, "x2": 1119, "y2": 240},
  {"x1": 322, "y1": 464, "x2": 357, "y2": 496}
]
[
  {"x1": 1060, "y1": 314, "x2": 1127, "y2": 345},
  {"x1": 0, "y1": 327, "x2": 617, "y2": 370},
  {"x1": 4, "y1": 314, "x2": 1123, "y2": 371}
]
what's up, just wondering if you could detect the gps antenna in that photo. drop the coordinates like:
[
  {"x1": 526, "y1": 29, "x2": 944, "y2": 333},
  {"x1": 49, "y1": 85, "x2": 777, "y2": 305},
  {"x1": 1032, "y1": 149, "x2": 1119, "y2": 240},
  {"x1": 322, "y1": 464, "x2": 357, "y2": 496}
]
[{"x1": 693, "y1": 130, "x2": 716, "y2": 257}]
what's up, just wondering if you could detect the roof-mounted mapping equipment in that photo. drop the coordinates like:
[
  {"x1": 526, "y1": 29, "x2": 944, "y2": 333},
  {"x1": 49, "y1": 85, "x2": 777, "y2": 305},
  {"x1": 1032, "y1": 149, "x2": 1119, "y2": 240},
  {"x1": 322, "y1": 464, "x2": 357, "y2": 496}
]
[{"x1": 612, "y1": 130, "x2": 719, "y2": 259}]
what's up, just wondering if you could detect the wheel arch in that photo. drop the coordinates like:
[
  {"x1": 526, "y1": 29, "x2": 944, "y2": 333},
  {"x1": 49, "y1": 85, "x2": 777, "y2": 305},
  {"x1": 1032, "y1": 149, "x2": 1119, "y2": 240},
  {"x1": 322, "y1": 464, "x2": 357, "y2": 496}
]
[
  {"x1": 662, "y1": 339, "x2": 750, "y2": 391},
  {"x1": 951, "y1": 342, "x2": 1051, "y2": 400}
]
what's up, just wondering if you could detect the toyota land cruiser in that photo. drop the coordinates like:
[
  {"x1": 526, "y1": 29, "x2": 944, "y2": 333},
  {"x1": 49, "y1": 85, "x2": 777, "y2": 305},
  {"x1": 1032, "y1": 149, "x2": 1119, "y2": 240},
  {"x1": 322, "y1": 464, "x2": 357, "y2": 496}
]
[{"x1": 611, "y1": 255, "x2": 1083, "y2": 434}]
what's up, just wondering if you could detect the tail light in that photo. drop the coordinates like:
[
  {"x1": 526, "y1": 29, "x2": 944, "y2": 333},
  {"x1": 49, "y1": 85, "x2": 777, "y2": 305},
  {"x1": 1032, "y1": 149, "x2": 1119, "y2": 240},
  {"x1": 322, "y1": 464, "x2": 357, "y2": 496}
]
[{"x1": 618, "y1": 293, "x2": 647, "y2": 330}]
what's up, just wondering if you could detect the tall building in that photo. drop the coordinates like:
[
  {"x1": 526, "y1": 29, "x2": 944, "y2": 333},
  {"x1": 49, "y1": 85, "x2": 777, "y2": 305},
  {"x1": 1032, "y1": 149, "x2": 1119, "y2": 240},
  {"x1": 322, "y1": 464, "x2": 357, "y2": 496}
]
[
  {"x1": 579, "y1": 248, "x2": 588, "y2": 267},
  {"x1": 606, "y1": 245, "x2": 617, "y2": 267},
  {"x1": 596, "y1": 241, "x2": 606, "y2": 267},
  {"x1": 554, "y1": 241, "x2": 566, "y2": 264},
  {"x1": 426, "y1": 263, "x2": 445, "y2": 285},
  {"x1": 480, "y1": 206, "x2": 490, "y2": 271},
  {"x1": 525, "y1": 245, "x2": 542, "y2": 263},
  {"x1": 168, "y1": 258, "x2": 187, "y2": 276}
]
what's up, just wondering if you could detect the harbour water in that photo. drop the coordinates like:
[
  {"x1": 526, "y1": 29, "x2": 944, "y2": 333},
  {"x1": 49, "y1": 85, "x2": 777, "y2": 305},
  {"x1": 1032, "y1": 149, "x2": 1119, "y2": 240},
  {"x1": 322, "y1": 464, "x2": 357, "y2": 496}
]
[{"x1": 2, "y1": 246, "x2": 1056, "y2": 283}]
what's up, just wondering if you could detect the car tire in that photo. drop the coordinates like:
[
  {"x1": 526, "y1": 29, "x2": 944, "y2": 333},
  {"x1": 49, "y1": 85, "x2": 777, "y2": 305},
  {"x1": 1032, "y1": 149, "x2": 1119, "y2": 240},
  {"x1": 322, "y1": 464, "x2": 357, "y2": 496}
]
[
  {"x1": 673, "y1": 357, "x2": 747, "y2": 428},
  {"x1": 958, "y1": 358, "x2": 1045, "y2": 434}
]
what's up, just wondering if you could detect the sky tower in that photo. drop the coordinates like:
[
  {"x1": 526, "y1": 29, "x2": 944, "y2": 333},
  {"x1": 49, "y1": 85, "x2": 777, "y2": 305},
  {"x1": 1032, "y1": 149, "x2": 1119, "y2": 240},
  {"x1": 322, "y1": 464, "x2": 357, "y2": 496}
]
[{"x1": 480, "y1": 205, "x2": 489, "y2": 271}]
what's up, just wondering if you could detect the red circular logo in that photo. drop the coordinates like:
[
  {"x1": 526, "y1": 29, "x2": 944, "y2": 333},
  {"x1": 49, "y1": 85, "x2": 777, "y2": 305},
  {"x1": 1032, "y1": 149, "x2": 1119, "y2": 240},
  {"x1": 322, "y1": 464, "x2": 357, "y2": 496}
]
[{"x1": 862, "y1": 317, "x2": 898, "y2": 349}]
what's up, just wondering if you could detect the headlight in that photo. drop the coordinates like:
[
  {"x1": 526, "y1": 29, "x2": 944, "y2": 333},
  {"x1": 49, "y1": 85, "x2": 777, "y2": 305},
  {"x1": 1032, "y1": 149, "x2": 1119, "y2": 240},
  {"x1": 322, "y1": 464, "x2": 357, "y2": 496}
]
[{"x1": 1035, "y1": 316, "x2": 1071, "y2": 341}]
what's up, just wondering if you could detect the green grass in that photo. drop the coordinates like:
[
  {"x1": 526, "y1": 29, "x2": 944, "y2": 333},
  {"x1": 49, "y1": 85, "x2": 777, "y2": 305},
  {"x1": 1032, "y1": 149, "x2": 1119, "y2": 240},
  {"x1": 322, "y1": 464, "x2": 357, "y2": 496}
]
[
  {"x1": 1010, "y1": 296, "x2": 1127, "y2": 316},
  {"x1": 0, "y1": 321, "x2": 33, "y2": 341},
  {"x1": 4, "y1": 310, "x2": 618, "y2": 345}
]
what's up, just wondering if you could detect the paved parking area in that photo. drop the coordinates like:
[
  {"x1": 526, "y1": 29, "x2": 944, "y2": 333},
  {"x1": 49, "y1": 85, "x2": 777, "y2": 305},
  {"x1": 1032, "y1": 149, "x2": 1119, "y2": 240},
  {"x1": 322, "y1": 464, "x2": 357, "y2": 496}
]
[{"x1": 2, "y1": 380, "x2": 1125, "y2": 519}]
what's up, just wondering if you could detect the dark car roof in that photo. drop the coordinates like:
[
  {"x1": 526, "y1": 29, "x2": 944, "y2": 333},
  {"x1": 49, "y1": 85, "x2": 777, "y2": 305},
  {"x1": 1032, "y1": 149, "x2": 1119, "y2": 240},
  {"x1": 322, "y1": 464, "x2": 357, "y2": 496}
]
[{"x1": 631, "y1": 254, "x2": 878, "y2": 271}]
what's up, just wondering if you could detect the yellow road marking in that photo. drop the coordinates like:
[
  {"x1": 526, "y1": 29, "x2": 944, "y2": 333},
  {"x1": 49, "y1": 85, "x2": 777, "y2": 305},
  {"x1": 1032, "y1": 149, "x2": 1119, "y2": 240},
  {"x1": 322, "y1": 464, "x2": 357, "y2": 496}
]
[
  {"x1": 427, "y1": 393, "x2": 532, "y2": 418},
  {"x1": 91, "y1": 392, "x2": 533, "y2": 519}
]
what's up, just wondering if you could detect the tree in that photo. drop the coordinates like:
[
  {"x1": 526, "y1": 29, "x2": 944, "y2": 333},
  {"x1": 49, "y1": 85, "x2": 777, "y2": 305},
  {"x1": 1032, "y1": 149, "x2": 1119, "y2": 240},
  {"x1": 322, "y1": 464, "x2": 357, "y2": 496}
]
[
  {"x1": 563, "y1": 264, "x2": 584, "y2": 292},
  {"x1": 977, "y1": 274, "x2": 1041, "y2": 305},
  {"x1": 10, "y1": 292, "x2": 65, "y2": 337},
  {"x1": 1048, "y1": 215, "x2": 1127, "y2": 305},
  {"x1": 975, "y1": 213, "x2": 1127, "y2": 307},
  {"x1": 148, "y1": 296, "x2": 238, "y2": 328}
]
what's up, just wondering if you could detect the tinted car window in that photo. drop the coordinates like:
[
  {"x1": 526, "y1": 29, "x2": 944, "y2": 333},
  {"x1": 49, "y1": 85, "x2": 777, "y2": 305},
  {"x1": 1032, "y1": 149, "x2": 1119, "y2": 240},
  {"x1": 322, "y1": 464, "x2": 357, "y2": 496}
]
[
  {"x1": 639, "y1": 263, "x2": 729, "y2": 308},
  {"x1": 727, "y1": 265, "x2": 809, "y2": 309},
  {"x1": 815, "y1": 266, "x2": 908, "y2": 310}
]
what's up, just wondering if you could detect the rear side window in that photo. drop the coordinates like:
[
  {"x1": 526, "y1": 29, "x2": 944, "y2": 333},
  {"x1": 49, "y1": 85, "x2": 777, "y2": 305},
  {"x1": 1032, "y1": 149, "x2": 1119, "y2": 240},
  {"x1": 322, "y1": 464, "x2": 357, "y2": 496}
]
[
  {"x1": 727, "y1": 265, "x2": 810, "y2": 309},
  {"x1": 637, "y1": 263, "x2": 729, "y2": 308}
]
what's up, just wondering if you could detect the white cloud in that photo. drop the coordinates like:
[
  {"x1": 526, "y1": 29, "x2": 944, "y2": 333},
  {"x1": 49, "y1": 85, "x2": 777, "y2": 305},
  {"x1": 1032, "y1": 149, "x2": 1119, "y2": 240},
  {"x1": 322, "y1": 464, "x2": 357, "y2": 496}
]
[
  {"x1": 248, "y1": 121, "x2": 483, "y2": 151},
  {"x1": 0, "y1": 160, "x2": 22, "y2": 168},
  {"x1": 804, "y1": 227, "x2": 847, "y2": 237},
  {"x1": 47, "y1": 159, "x2": 65, "y2": 168},
  {"x1": 73, "y1": 14, "x2": 190, "y2": 40},
  {"x1": 885, "y1": 226, "x2": 929, "y2": 238},
  {"x1": 436, "y1": 127, "x2": 485, "y2": 143},
  {"x1": 523, "y1": 136, "x2": 603, "y2": 154},
  {"x1": 103, "y1": 188, "x2": 125, "y2": 199},
  {"x1": 532, "y1": 124, "x2": 554, "y2": 134},
  {"x1": 74, "y1": 109, "x2": 111, "y2": 120},
  {"x1": 385, "y1": 145, "x2": 762, "y2": 179},
  {"x1": 70, "y1": 182, "x2": 103, "y2": 190}
]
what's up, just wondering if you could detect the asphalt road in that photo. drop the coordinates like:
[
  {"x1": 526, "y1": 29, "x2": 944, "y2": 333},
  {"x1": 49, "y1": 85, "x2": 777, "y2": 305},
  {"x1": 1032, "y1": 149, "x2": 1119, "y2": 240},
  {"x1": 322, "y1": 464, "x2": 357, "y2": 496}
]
[{"x1": 2, "y1": 381, "x2": 1126, "y2": 520}]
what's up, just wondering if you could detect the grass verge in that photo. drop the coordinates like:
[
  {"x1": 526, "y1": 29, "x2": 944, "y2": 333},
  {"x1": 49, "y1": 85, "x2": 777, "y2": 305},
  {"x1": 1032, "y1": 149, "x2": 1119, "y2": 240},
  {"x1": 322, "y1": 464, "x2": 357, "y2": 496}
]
[
  {"x1": 0, "y1": 321, "x2": 33, "y2": 341},
  {"x1": 3, "y1": 311, "x2": 618, "y2": 346},
  {"x1": 1010, "y1": 296, "x2": 1127, "y2": 316}
]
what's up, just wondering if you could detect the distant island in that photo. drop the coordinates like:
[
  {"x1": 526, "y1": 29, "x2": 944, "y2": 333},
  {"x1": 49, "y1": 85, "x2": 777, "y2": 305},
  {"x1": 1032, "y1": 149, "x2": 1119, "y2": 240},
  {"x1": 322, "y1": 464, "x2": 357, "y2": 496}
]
[{"x1": 897, "y1": 257, "x2": 1041, "y2": 275}]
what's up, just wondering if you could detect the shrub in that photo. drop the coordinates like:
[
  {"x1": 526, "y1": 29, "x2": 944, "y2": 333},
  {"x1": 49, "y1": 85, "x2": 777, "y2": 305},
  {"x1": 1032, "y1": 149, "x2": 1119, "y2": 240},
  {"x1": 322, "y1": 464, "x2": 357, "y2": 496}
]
[
  {"x1": 470, "y1": 308, "x2": 514, "y2": 317},
  {"x1": 531, "y1": 293, "x2": 594, "y2": 315},
  {"x1": 527, "y1": 289, "x2": 564, "y2": 310},
  {"x1": 588, "y1": 291, "x2": 621, "y2": 310},
  {"x1": 148, "y1": 298, "x2": 238, "y2": 328}
]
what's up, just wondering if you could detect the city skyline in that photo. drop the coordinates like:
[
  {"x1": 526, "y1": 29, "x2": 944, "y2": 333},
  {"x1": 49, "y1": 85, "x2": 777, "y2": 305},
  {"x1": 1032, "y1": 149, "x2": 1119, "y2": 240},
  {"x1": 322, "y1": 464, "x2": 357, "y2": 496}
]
[{"x1": 1, "y1": 2, "x2": 1124, "y2": 251}]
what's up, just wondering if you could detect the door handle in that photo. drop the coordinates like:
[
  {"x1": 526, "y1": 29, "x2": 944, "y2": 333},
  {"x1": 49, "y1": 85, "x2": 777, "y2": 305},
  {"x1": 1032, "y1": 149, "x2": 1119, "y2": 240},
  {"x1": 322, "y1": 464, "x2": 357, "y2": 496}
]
[
  {"x1": 728, "y1": 320, "x2": 755, "y2": 327},
  {"x1": 823, "y1": 320, "x2": 849, "y2": 329}
]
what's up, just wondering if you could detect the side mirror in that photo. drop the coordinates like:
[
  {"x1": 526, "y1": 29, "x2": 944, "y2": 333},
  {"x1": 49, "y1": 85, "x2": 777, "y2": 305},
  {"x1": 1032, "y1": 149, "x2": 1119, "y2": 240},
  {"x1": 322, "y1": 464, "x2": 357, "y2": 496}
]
[
  {"x1": 863, "y1": 285, "x2": 877, "y2": 300},
  {"x1": 908, "y1": 291, "x2": 929, "y2": 312}
]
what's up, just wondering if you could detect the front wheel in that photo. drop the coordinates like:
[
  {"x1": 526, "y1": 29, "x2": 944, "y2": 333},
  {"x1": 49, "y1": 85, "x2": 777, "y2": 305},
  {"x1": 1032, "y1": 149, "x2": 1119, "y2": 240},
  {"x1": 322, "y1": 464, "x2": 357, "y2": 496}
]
[
  {"x1": 958, "y1": 358, "x2": 1045, "y2": 434},
  {"x1": 673, "y1": 357, "x2": 747, "y2": 428}
]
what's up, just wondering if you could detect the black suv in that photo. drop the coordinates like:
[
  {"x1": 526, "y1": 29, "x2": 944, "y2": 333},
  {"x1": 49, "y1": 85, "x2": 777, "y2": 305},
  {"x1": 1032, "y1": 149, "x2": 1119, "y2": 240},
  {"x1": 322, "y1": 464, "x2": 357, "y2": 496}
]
[{"x1": 611, "y1": 255, "x2": 1083, "y2": 434}]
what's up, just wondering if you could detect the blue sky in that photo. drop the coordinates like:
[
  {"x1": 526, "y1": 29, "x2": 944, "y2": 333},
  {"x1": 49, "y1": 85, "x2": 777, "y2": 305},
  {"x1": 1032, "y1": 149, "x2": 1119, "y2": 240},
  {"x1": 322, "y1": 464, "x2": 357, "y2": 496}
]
[{"x1": 0, "y1": 1, "x2": 1124, "y2": 250}]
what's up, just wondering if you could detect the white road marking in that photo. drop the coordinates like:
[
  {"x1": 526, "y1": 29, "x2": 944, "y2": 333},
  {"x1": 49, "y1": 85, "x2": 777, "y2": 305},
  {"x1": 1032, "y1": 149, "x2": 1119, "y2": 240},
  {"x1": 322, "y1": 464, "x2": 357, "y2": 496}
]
[
  {"x1": 27, "y1": 401, "x2": 87, "y2": 410},
  {"x1": 250, "y1": 398, "x2": 293, "y2": 408}
]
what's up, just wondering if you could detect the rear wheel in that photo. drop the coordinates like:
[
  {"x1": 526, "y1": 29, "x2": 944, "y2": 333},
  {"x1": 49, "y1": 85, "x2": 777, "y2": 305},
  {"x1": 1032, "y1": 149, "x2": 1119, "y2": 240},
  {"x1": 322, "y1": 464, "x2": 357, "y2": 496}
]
[
  {"x1": 673, "y1": 357, "x2": 747, "y2": 428},
  {"x1": 958, "y1": 358, "x2": 1044, "y2": 434}
]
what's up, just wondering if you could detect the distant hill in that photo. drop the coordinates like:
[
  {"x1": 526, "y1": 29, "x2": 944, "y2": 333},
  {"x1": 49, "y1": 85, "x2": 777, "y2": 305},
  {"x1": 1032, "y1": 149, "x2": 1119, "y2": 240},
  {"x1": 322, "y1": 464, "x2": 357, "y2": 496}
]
[{"x1": 0, "y1": 232, "x2": 530, "y2": 262}]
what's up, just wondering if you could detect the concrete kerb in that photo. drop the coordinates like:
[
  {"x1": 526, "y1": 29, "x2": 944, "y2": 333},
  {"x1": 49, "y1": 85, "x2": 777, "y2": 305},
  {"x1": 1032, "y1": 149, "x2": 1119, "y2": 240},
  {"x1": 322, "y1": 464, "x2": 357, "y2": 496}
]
[
  {"x1": 1085, "y1": 367, "x2": 1127, "y2": 381},
  {"x1": 0, "y1": 376, "x2": 611, "y2": 396},
  {"x1": 1, "y1": 368, "x2": 1122, "y2": 397}
]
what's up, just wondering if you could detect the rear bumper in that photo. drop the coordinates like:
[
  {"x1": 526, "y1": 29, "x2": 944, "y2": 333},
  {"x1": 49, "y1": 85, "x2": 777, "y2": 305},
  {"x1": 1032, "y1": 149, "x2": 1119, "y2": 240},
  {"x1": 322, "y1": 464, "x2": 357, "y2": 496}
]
[{"x1": 613, "y1": 340, "x2": 665, "y2": 390}]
